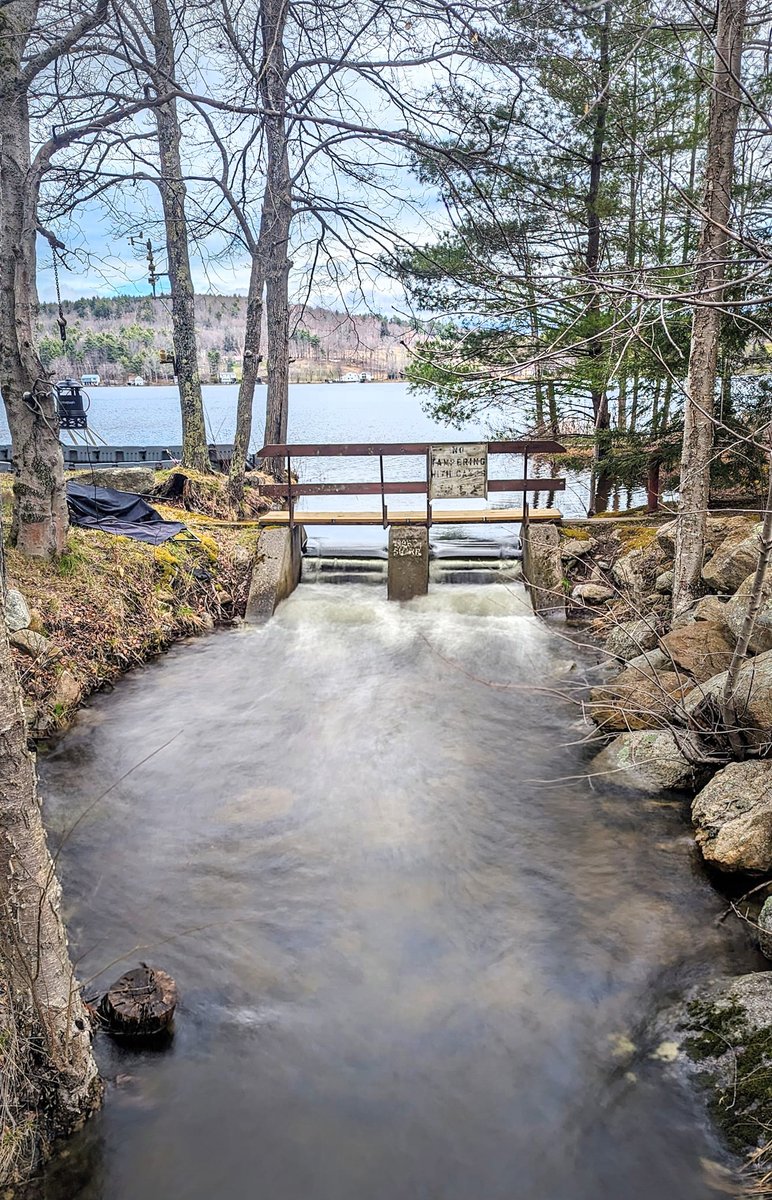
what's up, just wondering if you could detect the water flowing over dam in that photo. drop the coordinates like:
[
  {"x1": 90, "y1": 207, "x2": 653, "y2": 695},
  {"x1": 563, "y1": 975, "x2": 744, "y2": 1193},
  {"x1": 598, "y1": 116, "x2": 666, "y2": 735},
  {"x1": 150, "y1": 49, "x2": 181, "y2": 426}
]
[{"x1": 40, "y1": 579, "x2": 754, "y2": 1200}]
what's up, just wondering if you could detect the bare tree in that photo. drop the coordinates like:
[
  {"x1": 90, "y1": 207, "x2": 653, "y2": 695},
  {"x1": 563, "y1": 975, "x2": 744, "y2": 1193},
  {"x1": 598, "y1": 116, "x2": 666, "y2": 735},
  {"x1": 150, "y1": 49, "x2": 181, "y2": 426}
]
[
  {"x1": 672, "y1": 0, "x2": 747, "y2": 614},
  {"x1": 150, "y1": 0, "x2": 211, "y2": 472},
  {"x1": 0, "y1": 1, "x2": 107, "y2": 557}
]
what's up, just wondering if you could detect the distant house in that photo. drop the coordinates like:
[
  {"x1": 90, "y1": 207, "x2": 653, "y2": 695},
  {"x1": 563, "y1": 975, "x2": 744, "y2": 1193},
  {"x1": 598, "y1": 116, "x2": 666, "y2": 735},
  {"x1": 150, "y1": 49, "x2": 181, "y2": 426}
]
[
  {"x1": 81, "y1": 373, "x2": 101, "y2": 386},
  {"x1": 341, "y1": 371, "x2": 371, "y2": 383},
  {"x1": 218, "y1": 371, "x2": 239, "y2": 384},
  {"x1": 129, "y1": 376, "x2": 145, "y2": 387}
]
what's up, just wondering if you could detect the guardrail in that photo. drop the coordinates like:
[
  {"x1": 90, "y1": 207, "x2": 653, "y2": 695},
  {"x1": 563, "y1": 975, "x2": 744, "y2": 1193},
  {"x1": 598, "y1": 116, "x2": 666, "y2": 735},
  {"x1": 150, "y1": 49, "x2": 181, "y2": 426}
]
[{"x1": 255, "y1": 440, "x2": 567, "y2": 529}]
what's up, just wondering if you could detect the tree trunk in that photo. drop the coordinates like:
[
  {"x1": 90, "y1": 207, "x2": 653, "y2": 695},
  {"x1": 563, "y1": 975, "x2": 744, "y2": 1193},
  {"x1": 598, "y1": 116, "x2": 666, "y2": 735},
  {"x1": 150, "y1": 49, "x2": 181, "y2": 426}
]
[
  {"x1": 228, "y1": 249, "x2": 265, "y2": 511},
  {"x1": 260, "y1": 0, "x2": 292, "y2": 481},
  {"x1": 0, "y1": 593, "x2": 100, "y2": 1182},
  {"x1": 546, "y1": 380, "x2": 559, "y2": 437},
  {"x1": 150, "y1": 0, "x2": 210, "y2": 473},
  {"x1": 0, "y1": 9, "x2": 67, "y2": 559},
  {"x1": 672, "y1": 0, "x2": 746, "y2": 616},
  {"x1": 585, "y1": 1, "x2": 612, "y2": 436}
]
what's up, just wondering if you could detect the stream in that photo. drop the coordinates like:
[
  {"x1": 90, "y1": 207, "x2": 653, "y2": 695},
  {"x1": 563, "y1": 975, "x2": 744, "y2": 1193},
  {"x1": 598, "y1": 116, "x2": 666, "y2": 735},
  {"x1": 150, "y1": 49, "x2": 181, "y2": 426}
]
[{"x1": 38, "y1": 580, "x2": 755, "y2": 1199}]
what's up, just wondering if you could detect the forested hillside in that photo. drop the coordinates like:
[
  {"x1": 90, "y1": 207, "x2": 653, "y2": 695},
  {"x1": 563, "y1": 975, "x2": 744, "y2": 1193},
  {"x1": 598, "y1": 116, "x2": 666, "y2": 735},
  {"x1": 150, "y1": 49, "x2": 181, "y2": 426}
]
[{"x1": 38, "y1": 295, "x2": 415, "y2": 384}]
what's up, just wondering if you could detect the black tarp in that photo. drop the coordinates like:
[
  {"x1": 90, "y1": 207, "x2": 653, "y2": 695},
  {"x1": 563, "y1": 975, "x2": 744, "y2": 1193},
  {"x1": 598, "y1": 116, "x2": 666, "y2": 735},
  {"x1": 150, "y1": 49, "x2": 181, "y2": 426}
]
[{"x1": 66, "y1": 482, "x2": 186, "y2": 544}]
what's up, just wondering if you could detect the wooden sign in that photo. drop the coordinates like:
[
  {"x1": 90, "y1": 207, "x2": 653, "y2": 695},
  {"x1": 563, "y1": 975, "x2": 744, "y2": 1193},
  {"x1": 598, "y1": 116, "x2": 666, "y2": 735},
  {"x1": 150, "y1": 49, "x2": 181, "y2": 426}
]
[{"x1": 429, "y1": 443, "x2": 488, "y2": 500}]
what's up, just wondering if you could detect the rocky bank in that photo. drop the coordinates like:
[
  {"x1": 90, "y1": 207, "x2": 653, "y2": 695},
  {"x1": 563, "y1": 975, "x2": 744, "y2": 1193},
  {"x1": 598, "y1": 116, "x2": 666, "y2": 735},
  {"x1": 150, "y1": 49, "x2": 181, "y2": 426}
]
[{"x1": 555, "y1": 510, "x2": 772, "y2": 1177}]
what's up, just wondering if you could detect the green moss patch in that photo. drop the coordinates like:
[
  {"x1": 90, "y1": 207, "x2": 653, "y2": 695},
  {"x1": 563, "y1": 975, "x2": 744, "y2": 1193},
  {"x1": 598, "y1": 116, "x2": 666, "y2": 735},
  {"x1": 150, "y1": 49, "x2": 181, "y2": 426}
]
[{"x1": 684, "y1": 997, "x2": 772, "y2": 1155}]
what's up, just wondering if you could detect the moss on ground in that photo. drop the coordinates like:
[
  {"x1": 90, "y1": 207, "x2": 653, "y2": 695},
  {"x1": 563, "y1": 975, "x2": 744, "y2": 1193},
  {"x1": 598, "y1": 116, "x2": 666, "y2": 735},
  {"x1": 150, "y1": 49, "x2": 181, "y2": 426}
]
[
  {"x1": 684, "y1": 997, "x2": 772, "y2": 1156},
  {"x1": 615, "y1": 524, "x2": 659, "y2": 551}
]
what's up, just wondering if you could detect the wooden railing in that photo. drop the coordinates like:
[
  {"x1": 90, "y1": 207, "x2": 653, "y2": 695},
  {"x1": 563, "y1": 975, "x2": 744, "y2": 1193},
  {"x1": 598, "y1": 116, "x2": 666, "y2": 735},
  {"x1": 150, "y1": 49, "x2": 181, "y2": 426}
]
[{"x1": 254, "y1": 440, "x2": 567, "y2": 529}]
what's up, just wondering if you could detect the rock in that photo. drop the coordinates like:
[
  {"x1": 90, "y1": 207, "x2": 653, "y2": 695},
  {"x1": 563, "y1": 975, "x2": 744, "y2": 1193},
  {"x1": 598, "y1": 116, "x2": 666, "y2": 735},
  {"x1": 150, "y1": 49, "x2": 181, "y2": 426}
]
[
  {"x1": 725, "y1": 572, "x2": 772, "y2": 655},
  {"x1": 71, "y1": 465, "x2": 156, "y2": 494},
  {"x1": 27, "y1": 608, "x2": 45, "y2": 633},
  {"x1": 231, "y1": 543, "x2": 253, "y2": 568},
  {"x1": 590, "y1": 730, "x2": 703, "y2": 792},
  {"x1": 693, "y1": 595, "x2": 730, "y2": 625},
  {"x1": 624, "y1": 647, "x2": 669, "y2": 673},
  {"x1": 605, "y1": 618, "x2": 660, "y2": 661},
  {"x1": 612, "y1": 543, "x2": 667, "y2": 604},
  {"x1": 561, "y1": 537, "x2": 596, "y2": 560},
  {"x1": 692, "y1": 761, "x2": 772, "y2": 871},
  {"x1": 655, "y1": 569, "x2": 674, "y2": 593},
  {"x1": 659, "y1": 621, "x2": 736, "y2": 683},
  {"x1": 702, "y1": 528, "x2": 761, "y2": 594},
  {"x1": 9, "y1": 629, "x2": 53, "y2": 659},
  {"x1": 571, "y1": 582, "x2": 615, "y2": 604},
  {"x1": 656, "y1": 514, "x2": 755, "y2": 557},
  {"x1": 53, "y1": 668, "x2": 83, "y2": 710},
  {"x1": 759, "y1": 898, "x2": 772, "y2": 960},
  {"x1": 666, "y1": 972, "x2": 772, "y2": 1154},
  {"x1": 588, "y1": 665, "x2": 691, "y2": 731},
  {"x1": 5, "y1": 588, "x2": 30, "y2": 632},
  {"x1": 685, "y1": 648, "x2": 772, "y2": 753}
]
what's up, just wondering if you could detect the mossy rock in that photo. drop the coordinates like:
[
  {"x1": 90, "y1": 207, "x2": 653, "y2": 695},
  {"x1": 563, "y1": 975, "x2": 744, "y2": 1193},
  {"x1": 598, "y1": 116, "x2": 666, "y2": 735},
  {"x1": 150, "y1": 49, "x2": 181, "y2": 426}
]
[{"x1": 669, "y1": 973, "x2": 772, "y2": 1158}]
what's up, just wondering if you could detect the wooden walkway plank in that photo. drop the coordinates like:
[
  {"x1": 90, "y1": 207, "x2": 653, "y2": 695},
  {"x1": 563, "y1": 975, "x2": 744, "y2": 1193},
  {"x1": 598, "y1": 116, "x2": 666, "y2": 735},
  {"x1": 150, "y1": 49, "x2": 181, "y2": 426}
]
[{"x1": 258, "y1": 508, "x2": 563, "y2": 526}]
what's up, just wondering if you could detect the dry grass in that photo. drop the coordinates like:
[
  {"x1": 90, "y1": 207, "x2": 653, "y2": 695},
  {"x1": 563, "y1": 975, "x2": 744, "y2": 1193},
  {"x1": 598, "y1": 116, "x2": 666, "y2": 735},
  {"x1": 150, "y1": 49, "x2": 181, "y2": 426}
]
[
  {"x1": 0, "y1": 984, "x2": 37, "y2": 1190},
  {"x1": 1, "y1": 477, "x2": 258, "y2": 736}
]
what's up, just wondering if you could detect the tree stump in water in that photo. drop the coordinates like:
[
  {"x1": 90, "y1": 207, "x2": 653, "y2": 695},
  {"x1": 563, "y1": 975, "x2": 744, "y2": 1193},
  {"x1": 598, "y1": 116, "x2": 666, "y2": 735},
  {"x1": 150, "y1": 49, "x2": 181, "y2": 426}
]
[{"x1": 99, "y1": 964, "x2": 178, "y2": 1039}]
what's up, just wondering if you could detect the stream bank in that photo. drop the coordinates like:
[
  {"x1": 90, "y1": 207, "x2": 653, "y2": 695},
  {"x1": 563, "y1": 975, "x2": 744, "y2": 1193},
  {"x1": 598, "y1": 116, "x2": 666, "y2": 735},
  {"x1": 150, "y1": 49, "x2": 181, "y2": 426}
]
[
  {"x1": 1, "y1": 472, "x2": 263, "y2": 739},
  {"x1": 556, "y1": 510, "x2": 772, "y2": 1181}
]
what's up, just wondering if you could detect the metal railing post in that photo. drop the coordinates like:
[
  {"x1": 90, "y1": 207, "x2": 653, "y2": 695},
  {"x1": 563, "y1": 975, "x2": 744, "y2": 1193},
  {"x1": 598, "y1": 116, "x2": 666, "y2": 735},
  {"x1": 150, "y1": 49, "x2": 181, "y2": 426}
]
[
  {"x1": 379, "y1": 454, "x2": 387, "y2": 528},
  {"x1": 425, "y1": 448, "x2": 432, "y2": 529},
  {"x1": 287, "y1": 452, "x2": 294, "y2": 531}
]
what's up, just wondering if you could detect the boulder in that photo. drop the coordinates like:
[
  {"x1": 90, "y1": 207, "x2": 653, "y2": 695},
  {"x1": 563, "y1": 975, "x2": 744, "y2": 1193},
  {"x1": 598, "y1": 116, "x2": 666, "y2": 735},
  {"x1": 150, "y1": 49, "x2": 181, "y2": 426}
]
[
  {"x1": 605, "y1": 617, "x2": 660, "y2": 661},
  {"x1": 702, "y1": 528, "x2": 761, "y2": 594},
  {"x1": 612, "y1": 544, "x2": 667, "y2": 605},
  {"x1": 725, "y1": 572, "x2": 772, "y2": 655},
  {"x1": 53, "y1": 668, "x2": 83, "y2": 710},
  {"x1": 590, "y1": 729, "x2": 703, "y2": 792},
  {"x1": 685, "y1": 649, "x2": 772, "y2": 753},
  {"x1": 71, "y1": 465, "x2": 156, "y2": 494},
  {"x1": 9, "y1": 629, "x2": 53, "y2": 659},
  {"x1": 5, "y1": 588, "x2": 30, "y2": 632},
  {"x1": 588, "y1": 665, "x2": 691, "y2": 731},
  {"x1": 659, "y1": 621, "x2": 736, "y2": 683},
  {"x1": 692, "y1": 761, "x2": 772, "y2": 871},
  {"x1": 624, "y1": 647, "x2": 668, "y2": 673},
  {"x1": 693, "y1": 595, "x2": 731, "y2": 625},
  {"x1": 561, "y1": 537, "x2": 596, "y2": 560},
  {"x1": 759, "y1": 897, "x2": 772, "y2": 960},
  {"x1": 657, "y1": 514, "x2": 755, "y2": 557},
  {"x1": 666, "y1": 972, "x2": 772, "y2": 1154},
  {"x1": 655, "y1": 569, "x2": 674, "y2": 593},
  {"x1": 571, "y1": 582, "x2": 615, "y2": 604}
]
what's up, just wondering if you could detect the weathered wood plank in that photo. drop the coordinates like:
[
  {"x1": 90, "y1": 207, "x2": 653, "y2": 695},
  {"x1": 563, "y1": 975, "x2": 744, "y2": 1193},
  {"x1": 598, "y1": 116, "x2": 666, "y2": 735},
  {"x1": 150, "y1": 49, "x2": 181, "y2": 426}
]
[
  {"x1": 258, "y1": 508, "x2": 563, "y2": 526},
  {"x1": 256, "y1": 440, "x2": 566, "y2": 458},
  {"x1": 256, "y1": 477, "x2": 566, "y2": 498}
]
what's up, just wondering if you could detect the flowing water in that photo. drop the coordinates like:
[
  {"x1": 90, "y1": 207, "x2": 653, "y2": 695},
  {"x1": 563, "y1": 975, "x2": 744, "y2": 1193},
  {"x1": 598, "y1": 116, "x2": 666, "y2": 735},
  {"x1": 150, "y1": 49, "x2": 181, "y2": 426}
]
[{"x1": 38, "y1": 580, "x2": 755, "y2": 1200}]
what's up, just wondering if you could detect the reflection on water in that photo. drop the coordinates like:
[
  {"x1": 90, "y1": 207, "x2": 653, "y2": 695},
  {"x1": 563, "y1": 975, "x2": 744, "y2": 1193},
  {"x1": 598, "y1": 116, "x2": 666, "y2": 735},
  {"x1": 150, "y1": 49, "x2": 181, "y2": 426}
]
[{"x1": 38, "y1": 583, "x2": 749, "y2": 1200}]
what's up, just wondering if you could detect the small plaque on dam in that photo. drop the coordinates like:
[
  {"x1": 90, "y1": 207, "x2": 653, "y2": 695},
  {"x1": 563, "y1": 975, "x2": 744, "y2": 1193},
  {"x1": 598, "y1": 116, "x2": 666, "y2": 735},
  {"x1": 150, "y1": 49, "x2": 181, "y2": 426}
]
[
  {"x1": 429, "y1": 443, "x2": 488, "y2": 500},
  {"x1": 388, "y1": 525, "x2": 429, "y2": 601}
]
